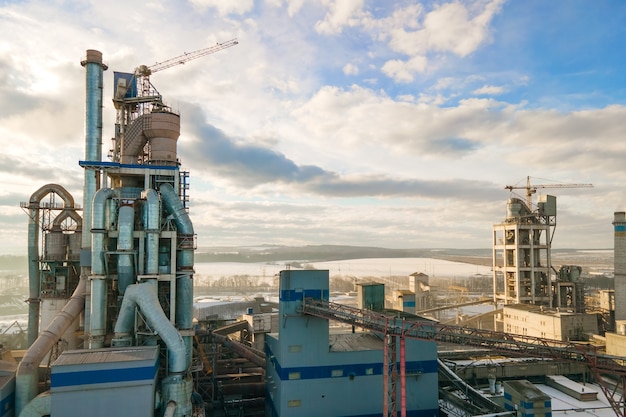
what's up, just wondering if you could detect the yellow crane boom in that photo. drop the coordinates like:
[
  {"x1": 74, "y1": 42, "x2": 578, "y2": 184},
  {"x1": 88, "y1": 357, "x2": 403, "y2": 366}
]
[{"x1": 505, "y1": 176, "x2": 593, "y2": 207}]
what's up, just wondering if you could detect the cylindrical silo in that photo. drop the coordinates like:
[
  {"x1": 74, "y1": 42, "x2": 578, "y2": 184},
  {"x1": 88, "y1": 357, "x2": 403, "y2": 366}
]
[
  {"x1": 144, "y1": 112, "x2": 180, "y2": 166},
  {"x1": 613, "y1": 212, "x2": 626, "y2": 323},
  {"x1": 45, "y1": 229, "x2": 67, "y2": 260},
  {"x1": 68, "y1": 231, "x2": 82, "y2": 261}
]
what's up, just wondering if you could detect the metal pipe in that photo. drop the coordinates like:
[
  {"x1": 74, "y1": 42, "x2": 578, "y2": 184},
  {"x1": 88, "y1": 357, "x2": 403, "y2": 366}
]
[
  {"x1": 400, "y1": 336, "x2": 406, "y2": 417},
  {"x1": 17, "y1": 391, "x2": 51, "y2": 417},
  {"x1": 163, "y1": 401, "x2": 177, "y2": 417},
  {"x1": 142, "y1": 189, "x2": 160, "y2": 275},
  {"x1": 207, "y1": 332, "x2": 266, "y2": 368},
  {"x1": 160, "y1": 183, "x2": 193, "y2": 235},
  {"x1": 80, "y1": 49, "x2": 107, "y2": 255},
  {"x1": 89, "y1": 188, "x2": 115, "y2": 349},
  {"x1": 16, "y1": 278, "x2": 86, "y2": 416},
  {"x1": 160, "y1": 182, "x2": 194, "y2": 368},
  {"x1": 114, "y1": 281, "x2": 188, "y2": 373},
  {"x1": 117, "y1": 205, "x2": 135, "y2": 293},
  {"x1": 26, "y1": 184, "x2": 76, "y2": 347},
  {"x1": 161, "y1": 374, "x2": 193, "y2": 417},
  {"x1": 614, "y1": 212, "x2": 626, "y2": 323}
]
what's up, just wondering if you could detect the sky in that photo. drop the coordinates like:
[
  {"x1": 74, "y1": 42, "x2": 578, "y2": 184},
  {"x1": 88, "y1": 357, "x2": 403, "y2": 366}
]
[{"x1": 1, "y1": 0, "x2": 625, "y2": 255}]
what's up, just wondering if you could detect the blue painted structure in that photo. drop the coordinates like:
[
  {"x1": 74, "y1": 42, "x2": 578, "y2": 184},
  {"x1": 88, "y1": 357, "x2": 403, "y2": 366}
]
[
  {"x1": 265, "y1": 269, "x2": 439, "y2": 417},
  {"x1": 0, "y1": 362, "x2": 16, "y2": 417},
  {"x1": 50, "y1": 346, "x2": 159, "y2": 417}
]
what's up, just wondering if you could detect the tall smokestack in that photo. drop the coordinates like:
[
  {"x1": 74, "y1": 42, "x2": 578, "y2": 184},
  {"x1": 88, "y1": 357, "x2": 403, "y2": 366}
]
[
  {"x1": 80, "y1": 50, "x2": 107, "y2": 263},
  {"x1": 613, "y1": 212, "x2": 626, "y2": 324}
]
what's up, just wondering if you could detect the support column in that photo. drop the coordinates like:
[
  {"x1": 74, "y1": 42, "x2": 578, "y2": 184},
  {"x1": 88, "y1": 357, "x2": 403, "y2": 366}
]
[{"x1": 383, "y1": 332, "x2": 397, "y2": 417}]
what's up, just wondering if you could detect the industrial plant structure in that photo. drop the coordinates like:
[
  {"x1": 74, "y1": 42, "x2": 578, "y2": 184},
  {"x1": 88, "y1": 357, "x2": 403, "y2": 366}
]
[
  {"x1": 3, "y1": 47, "x2": 626, "y2": 417},
  {"x1": 12, "y1": 47, "x2": 239, "y2": 417},
  {"x1": 266, "y1": 270, "x2": 439, "y2": 416}
]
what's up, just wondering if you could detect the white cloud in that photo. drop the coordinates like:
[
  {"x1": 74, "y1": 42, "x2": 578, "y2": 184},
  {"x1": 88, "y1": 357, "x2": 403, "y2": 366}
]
[
  {"x1": 343, "y1": 63, "x2": 359, "y2": 75},
  {"x1": 189, "y1": 0, "x2": 254, "y2": 15},
  {"x1": 314, "y1": 0, "x2": 365, "y2": 34},
  {"x1": 421, "y1": 0, "x2": 504, "y2": 57},
  {"x1": 381, "y1": 56, "x2": 428, "y2": 82},
  {"x1": 0, "y1": 0, "x2": 624, "y2": 252},
  {"x1": 473, "y1": 85, "x2": 506, "y2": 95},
  {"x1": 381, "y1": 0, "x2": 505, "y2": 80},
  {"x1": 285, "y1": 0, "x2": 306, "y2": 16}
]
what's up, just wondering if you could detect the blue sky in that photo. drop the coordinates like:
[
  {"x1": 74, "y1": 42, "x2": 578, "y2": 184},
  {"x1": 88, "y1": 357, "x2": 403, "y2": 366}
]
[{"x1": 1, "y1": 0, "x2": 625, "y2": 254}]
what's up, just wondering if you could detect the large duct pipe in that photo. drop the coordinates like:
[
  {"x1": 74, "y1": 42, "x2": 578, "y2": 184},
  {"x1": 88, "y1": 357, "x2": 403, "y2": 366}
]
[
  {"x1": 89, "y1": 188, "x2": 115, "y2": 349},
  {"x1": 160, "y1": 183, "x2": 194, "y2": 367},
  {"x1": 114, "y1": 280, "x2": 192, "y2": 417},
  {"x1": 117, "y1": 205, "x2": 135, "y2": 293},
  {"x1": 17, "y1": 391, "x2": 51, "y2": 417},
  {"x1": 26, "y1": 184, "x2": 76, "y2": 347},
  {"x1": 114, "y1": 281, "x2": 188, "y2": 373},
  {"x1": 16, "y1": 278, "x2": 86, "y2": 416},
  {"x1": 614, "y1": 212, "x2": 626, "y2": 322},
  {"x1": 160, "y1": 183, "x2": 193, "y2": 236}
]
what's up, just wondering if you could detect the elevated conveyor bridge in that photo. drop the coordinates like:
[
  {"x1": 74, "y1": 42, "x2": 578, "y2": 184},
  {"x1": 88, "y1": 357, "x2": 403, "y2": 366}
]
[{"x1": 299, "y1": 298, "x2": 626, "y2": 417}]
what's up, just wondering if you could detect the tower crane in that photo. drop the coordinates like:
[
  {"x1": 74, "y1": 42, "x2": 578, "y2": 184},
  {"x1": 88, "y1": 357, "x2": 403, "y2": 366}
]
[
  {"x1": 505, "y1": 175, "x2": 593, "y2": 208},
  {"x1": 110, "y1": 38, "x2": 238, "y2": 162},
  {"x1": 131, "y1": 38, "x2": 239, "y2": 102}
]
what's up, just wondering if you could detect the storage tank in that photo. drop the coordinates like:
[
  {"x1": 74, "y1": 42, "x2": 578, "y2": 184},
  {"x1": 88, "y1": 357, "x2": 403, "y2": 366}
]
[{"x1": 45, "y1": 228, "x2": 66, "y2": 260}]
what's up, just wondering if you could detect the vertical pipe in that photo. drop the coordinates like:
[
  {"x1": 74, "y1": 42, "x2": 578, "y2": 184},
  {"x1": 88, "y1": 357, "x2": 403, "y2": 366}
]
[
  {"x1": 400, "y1": 336, "x2": 406, "y2": 417},
  {"x1": 89, "y1": 187, "x2": 115, "y2": 349},
  {"x1": 160, "y1": 183, "x2": 194, "y2": 369},
  {"x1": 81, "y1": 50, "x2": 107, "y2": 345},
  {"x1": 26, "y1": 205, "x2": 40, "y2": 347},
  {"x1": 383, "y1": 332, "x2": 389, "y2": 417},
  {"x1": 80, "y1": 50, "x2": 107, "y2": 252},
  {"x1": 142, "y1": 189, "x2": 160, "y2": 275},
  {"x1": 117, "y1": 205, "x2": 135, "y2": 294},
  {"x1": 614, "y1": 212, "x2": 626, "y2": 323}
]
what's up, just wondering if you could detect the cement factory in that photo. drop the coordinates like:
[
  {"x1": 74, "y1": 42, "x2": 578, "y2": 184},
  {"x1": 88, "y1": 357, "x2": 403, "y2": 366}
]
[{"x1": 0, "y1": 47, "x2": 624, "y2": 417}]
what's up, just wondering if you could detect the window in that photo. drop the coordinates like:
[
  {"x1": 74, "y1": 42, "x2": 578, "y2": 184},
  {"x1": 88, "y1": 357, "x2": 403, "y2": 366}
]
[
  {"x1": 288, "y1": 372, "x2": 301, "y2": 380},
  {"x1": 288, "y1": 400, "x2": 301, "y2": 407},
  {"x1": 331, "y1": 369, "x2": 343, "y2": 377}
]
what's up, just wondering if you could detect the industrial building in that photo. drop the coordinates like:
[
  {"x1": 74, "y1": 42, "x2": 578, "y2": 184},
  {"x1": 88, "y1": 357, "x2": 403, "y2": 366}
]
[
  {"x1": 502, "y1": 304, "x2": 598, "y2": 340},
  {"x1": 265, "y1": 270, "x2": 439, "y2": 417},
  {"x1": 3, "y1": 46, "x2": 626, "y2": 417},
  {"x1": 490, "y1": 183, "x2": 596, "y2": 340},
  {"x1": 14, "y1": 45, "x2": 235, "y2": 417}
]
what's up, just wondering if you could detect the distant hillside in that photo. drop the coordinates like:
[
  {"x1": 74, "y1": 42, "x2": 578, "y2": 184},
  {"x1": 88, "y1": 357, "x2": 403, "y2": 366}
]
[
  {"x1": 0, "y1": 246, "x2": 607, "y2": 271},
  {"x1": 0, "y1": 256, "x2": 27, "y2": 273}
]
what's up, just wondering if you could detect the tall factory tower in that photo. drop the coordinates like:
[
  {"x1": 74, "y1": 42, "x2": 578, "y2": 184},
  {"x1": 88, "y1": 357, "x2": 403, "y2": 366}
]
[
  {"x1": 13, "y1": 45, "x2": 245, "y2": 417},
  {"x1": 493, "y1": 178, "x2": 592, "y2": 313},
  {"x1": 492, "y1": 195, "x2": 555, "y2": 307},
  {"x1": 614, "y1": 212, "x2": 626, "y2": 326}
]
